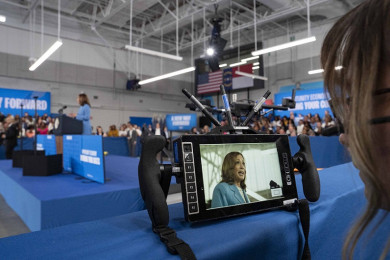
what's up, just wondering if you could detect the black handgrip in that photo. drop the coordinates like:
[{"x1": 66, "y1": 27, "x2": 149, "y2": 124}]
[
  {"x1": 138, "y1": 135, "x2": 169, "y2": 227},
  {"x1": 293, "y1": 135, "x2": 320, "y2": 202}
]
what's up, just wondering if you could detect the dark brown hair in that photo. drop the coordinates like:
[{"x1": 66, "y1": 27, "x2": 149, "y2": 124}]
[
  {"x1": 221, "y1": 152, "x2": 246, "y2": 190},
  {"x1": 78, "y1": 93, "x2": 91, "y2": 107},
  {"x1": 321, "y1": 1, "x2": 390, "y2": 259}
]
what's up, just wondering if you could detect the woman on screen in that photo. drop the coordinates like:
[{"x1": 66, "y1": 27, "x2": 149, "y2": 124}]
[
  {"x1": 321, "y1": 0, "x2": 390, "y2": 258},
  {"x1": 211, "y1": 152, "x2": 250, "y2": 208},
  {"x1": 74, "y1": 93, "x2": 92, "y2": 135}
]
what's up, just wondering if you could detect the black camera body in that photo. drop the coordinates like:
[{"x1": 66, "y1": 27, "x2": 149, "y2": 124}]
[{"x1": 173, "y1": 134, "x2": 299, "y2": 222}]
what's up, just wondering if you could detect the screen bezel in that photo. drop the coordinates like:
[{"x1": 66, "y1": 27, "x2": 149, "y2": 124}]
[{"x1": 179, "y1": 134, "x2": 298, "y2": 222}]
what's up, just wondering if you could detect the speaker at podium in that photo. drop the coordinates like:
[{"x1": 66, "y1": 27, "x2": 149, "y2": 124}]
[{"x1": 53, "y1": 115, "x2": 83, "y2": 136}]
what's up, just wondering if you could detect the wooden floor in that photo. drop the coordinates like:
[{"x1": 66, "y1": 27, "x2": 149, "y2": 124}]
[{"x1": 0, "y1": 194, "x2": 30, "y2": 239}]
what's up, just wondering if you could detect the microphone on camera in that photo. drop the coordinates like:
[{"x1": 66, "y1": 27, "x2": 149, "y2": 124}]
[
  {"x1": 182, "y1": 89, "x2": 221, "y2": 127},
  {"x1": 220, "y1": 85, "x2": 234, "y2": 127},
  {"x1": 241, "y1": 90, "x2": 271, "y2": 126}
]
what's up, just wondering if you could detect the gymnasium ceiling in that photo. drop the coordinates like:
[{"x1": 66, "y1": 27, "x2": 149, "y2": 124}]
[{"x1": 0, "y1": 0, "x2": 364, "y2": 57}]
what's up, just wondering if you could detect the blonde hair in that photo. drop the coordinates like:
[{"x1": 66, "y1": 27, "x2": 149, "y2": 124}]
[{"x1": 321, "y1": 0, "x2": 390, "y2": 259}]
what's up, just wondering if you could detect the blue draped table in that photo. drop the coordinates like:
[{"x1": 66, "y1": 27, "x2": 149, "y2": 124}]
[
  {"x1": 0, "y1": 163, "x2": 388, "y2": 259},
  {"x1": 0, "y1": 155, "x2": 144, "y2": 231}
]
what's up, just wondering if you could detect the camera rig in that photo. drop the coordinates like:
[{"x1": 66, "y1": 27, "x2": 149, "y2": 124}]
[{"x1": 138, "y1": 87, "x2": 320, "y2": 260}]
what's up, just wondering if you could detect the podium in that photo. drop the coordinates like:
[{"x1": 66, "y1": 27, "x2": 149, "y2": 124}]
[{"x1": 53, "y1": 115, "x2": 83, "y2": 136}]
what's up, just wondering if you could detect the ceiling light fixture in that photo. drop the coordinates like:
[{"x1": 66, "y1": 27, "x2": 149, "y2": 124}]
[
  {"x1": 252, "y1": 36, "x2": 316, "y2": 56},
  {"x1": 308, "y1": 69, "x2": 324, "y2": 75},
  {"x1": 242, "y1": 56, "x2": 259, "y2": 62},
  {"x1": 139, "y1": 67, "x2": 195, "y2": 85},
  {"x1": 219, "y1": 63, "x2": 227, "y2": 68},
  {"x1": 235, "y1": 71, "x2": 268, "y2": 81},
  {"x1": 125, "y1": 45, "x2": 183, "y2": 61},
  {"x1": 29, "y1": 40, "x2": 63, "y2": 71},
  {"x1": 0, "y1": 15, "x2": 6, "y2": 23},
  {"x1": 229, "y1": 61, "x2": 246, "y2": 67},
  {"x1": 206, "y1": 47, "x2": 215, "y2": 56}
]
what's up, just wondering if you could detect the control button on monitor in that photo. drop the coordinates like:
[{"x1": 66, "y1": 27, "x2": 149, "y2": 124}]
[
  {"x1": 183, "y1": 144, "x2": 192, "y2": 152},
  {"x1": 187, "y1": 183, "x2": 196, "y2": 192},
  {"x1": 186, "y1": 172, "x2": 195, "y2": 182},
  {"x1": 188, "y1": 192, "x2": 197, "y2": 202},
  {"x1": 282, "y1": 153, "x2": 287, "y2": 159},
  {"x1": 184, "y1": 153, "x2": 193, "y2": 162},
  {"x1": 189, "y1": 203, "x2": 198, "y2": 213},
  {"x1": 185, "y1": 163, "x2": 194, "y2": 172}
]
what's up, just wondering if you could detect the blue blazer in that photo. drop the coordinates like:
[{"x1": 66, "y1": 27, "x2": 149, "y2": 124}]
[
  {"x1": 76, "y1": 104, "x2": 92, "y2": 135},
  {"x1": 211, "y1": 182, "x2": 250, "y2": 208}
]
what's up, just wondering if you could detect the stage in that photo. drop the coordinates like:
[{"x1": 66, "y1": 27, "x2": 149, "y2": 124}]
[
  {"x1": 0, "y1": 155, "x2": 145, "y2": 231},
  {"x1": 0, "y1": 162, "x2": 388, "y2": 259}
]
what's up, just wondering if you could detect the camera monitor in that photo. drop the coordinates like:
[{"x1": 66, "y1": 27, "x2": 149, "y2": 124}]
[{"x1": 173, "y1": 134, "x2": 298, "y2": 222}]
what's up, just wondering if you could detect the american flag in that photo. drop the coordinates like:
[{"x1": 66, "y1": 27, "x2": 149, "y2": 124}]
[{"x1": 197, "y1": 70, "x2": 223, "y2": 94}]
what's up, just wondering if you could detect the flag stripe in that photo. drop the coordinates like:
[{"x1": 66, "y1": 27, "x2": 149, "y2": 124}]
[{"x1": 197, "y1": 71, "x2": 223, "y2": 94}]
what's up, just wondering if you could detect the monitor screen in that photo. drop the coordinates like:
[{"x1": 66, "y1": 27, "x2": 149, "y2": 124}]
[{"x1": 199, "y1": 142, "x2": 284, "y2": 210}]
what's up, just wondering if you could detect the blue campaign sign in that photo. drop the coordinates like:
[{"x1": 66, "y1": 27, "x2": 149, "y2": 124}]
[
  {"x1": 166, "y1": 113, "x2": 197, "y2": 131},
  {"x1": 63, "y1": 135, "x2": 105, "y2": 184},
  {"x1": 274, "y1": 88, "x2": 333, "y2": 118},
  {"x1": 0, "y1": 88, "x2": 50, "y2": 116},
  {"x1": 37, "y1": 135, "x2": 57, "y2": 155}
]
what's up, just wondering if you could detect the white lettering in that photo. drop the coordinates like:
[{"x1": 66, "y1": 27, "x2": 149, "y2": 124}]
[
  {"x1": 0, "y1": 97, "x2": 2, "y2": 108},
  {"x1": 295, "y1": 102, "x2": 304, "y2": 110},
  {"x1": 304, "y1": 101, "x2": 320, "y2": 110},
  {"x1": 320, "y1": 100, "x2": 329, "y2": 108}
]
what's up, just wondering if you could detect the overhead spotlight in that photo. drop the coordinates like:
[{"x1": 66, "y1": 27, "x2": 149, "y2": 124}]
[
  {"x1": 0, "y1": 15, "x2": 6, "y2": 23},
  {"x1": 206, "y1": 48, "x2": 215, "y2": 56},
  {"x1": 205, "y1": 10, "x2": 227, "y2": 72}
]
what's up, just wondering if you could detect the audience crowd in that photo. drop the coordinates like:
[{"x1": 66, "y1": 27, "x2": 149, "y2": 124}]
[{"x1": 0, "y1": 110, "x2": 338, "y2": 155}]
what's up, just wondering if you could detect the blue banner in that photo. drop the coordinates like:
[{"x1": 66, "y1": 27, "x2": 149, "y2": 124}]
[
  {"x1": 274, "y1": 88, "x2": 333, "y2": 118},
  {"x1": 63, "y1": 135, "x2": 105, "y2": 184},
  {"x1": 166, "y1": 114, "x2": 197, "y2": 131},
  {"x1": 37, "y1": 135, "x2": 57, "y2": 155},
  {"x1": 129, "y1": 117, "x2": 152, "y2": 127},
  {"x1": 0, "y1": 88, "x2": 50, "y2": 116}
]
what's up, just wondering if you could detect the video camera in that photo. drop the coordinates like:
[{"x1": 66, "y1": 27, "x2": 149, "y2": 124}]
[{"x1": 138, "y1": 87, "x2": 320, "y2": 258}]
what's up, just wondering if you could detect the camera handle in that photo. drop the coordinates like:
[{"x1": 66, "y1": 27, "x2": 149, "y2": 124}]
[
  {"x1": 292, "y1": 135, "x2": 320, "y2": 202},
  {"x1": 138, "y1": 135, "x2": 196, "y2": 260}
]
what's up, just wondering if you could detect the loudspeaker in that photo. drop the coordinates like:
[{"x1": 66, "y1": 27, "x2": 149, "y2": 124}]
[
  {"x1": 12, "y1": 150, "x2": 45, "y2": 168},
  {"x1": 23, "y1": 154, "x2": 63, "y2": 176}
]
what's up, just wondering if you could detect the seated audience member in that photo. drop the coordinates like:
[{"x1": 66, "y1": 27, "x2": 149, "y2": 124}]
[
  {"x1": 314, "y1": 122, "x2": 322, "y2": 136},
  {"x1": 107, "y1": 125, "x2": 119, "y2": 137},
  {"x1": 25, "y1": 125, "x2": 35, "y2": 138},
  {"x1": 321, "y1": 0, "x2": 390, "y2": 258},
  {"x1": 118, "y1": 124, "x2": 128, "y2": 137},
  {"x1": 96, "y1": 126, "x2": 105, "y2": 136},
  {"x1": 297, "y1": 120, "x2": 304, "y2": 135},
  {"x1": 37, "y1": 122, "x2": 48, "y2": 135}
]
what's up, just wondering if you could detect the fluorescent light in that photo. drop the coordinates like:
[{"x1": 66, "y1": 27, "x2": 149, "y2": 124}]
[
  {"x1": 252, "y1": 36, "x2": 316, "y2": 56},
  {"x1": 253, "y1": 62, "x2": 259, "y2": 66},
  {"x1": 235, "y1": 71, "x2": 268, "y2": 81},
  {"x1": 308, "y1": 69, "x2": 324, "y2": 75},
  {"x1": 29, "y1": 40, "x2": 63, "y2": 71},
  {"x1": 0, "y1": 15, "x2": 6, "y2": 23},
  {"x1": 252, "y1": 66, "x2": 260, "y2": 70},
  {"x1": 139, "y1": 67, "x2": 195, "y2": 85},
  {"x1": 230, "y1": 61, "x2": 246, "y2": 67},
  {"x1": 335, "y1": 66, "x2": 343, "y2": 70},
  {"x1": 219, "y1": 63, "x2": 227, "y2": 68},
  {"x1": 242, "y1": 56, "x2": 259, "y2": 62},
  {"x1": 125, "y1": 45, "x2": 183, "y2": 61}
]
